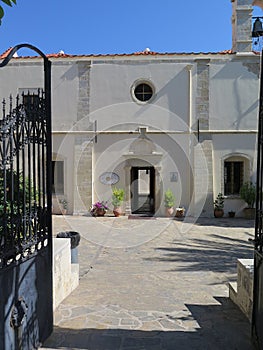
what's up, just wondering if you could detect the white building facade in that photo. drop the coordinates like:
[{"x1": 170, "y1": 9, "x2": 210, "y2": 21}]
[{"x1": 0, "y1": 0, "x2": 261, "y2": 217}]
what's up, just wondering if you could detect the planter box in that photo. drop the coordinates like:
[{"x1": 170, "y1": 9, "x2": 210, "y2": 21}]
[{"x1": 243, "y1": 208, "x2": 255, "y2": 220}]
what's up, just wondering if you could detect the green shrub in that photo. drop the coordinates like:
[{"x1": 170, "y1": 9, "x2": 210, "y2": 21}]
[
  {"x1": 0, "y1": 169, "x2": 39, "y2": 243},
  {"x1": 59, "y1": 198, "x2": 68, "y2": 210},
  {"x1": 0, "y1": 169, "x2": 37, "y2": 215},
  {"x1": 164, "y1": 189, "x2": 175, "y2": 208},
  {"x1": 214, "y1": 193, "x2": 224, "y2": 210},
  {"x1": 112, "y1": 188, "x2": 125, "y2": 207},
  {"x1": 240, "y1": 182, "x2": 256, "y2": 208}
]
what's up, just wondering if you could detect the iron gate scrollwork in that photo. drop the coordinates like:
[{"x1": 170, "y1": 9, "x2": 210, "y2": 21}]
[
  {"x1": 0, "y1": 91, "x2": 49, "y2": 267},
  {"x1": 0, "y1": 44, "x2": 53, "y2": 349}
]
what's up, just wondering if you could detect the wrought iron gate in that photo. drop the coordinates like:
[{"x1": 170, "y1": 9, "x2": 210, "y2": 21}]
[
  {"x1": 253, "y1": 49, "x2": 263, "y2": 350},
  {"x1": 0, "y1": 44, "x2": 53, "y2": 349}
]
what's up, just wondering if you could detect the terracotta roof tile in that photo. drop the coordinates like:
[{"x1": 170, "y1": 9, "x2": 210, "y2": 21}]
[
  {"x1": 46, "y1": 51, "x2": 69, "y2": 58},
  {"x1": 1, "y1": 47, "x2": 258, "y2": 60},
  {"x1": 21, "y1": 50, "x2": 236, "y2": 59},
  {"x1": 0, "y1": 47, "x2": 14, "y2": 59}
]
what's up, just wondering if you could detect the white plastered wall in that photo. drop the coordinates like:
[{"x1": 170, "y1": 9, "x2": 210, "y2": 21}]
[
  {"x1": 212, "y1": 133, "x2": 257, "y2": 215},
  {"x1": 92, "y1": 133, "x2": 192, "y2": 216}
]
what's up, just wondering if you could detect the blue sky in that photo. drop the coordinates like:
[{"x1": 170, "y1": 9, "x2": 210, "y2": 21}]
[{"x1": 0, "y1": 0, "x2": 263, "y2": 56}]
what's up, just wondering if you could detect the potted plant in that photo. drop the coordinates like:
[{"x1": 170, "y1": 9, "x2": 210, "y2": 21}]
[
  {"x1": 112, "y1": 188, "x2": 125, "y2": 217},
  {"x1": 240, "y1": 182, "x2": 256, "y2": 219},
  {"x1": 90, "y1": 201, "x2": 108, "y2": 217},
  {"x1": 228, "y1": 210, "x2": 236, "y2": 218},
  {"x1": 59, "y1": 198, "x2": 68, "y2": 215},
  {"x1": 175, "y1": 207, "x2": 185, "y2": 218},
  {"x1": 214, "y1": 193, "x2": 224, "y2": 218},
  {"x1": 164, "y1": 189, "x2": 175, "y2": 217}
]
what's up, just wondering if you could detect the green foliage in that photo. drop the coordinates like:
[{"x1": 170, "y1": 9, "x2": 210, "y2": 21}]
[
  {"x1": 59, "y1": 198, "x2": 68, "y2": 210},
  {"x1": 0, "y1": 0, "x2": 16, "y2": 24},
  {"x1": 1, "y1": 0, "x2": 16, "y2": 5},
  {"x1": 0, "y1": 169, "x2": 37, "y2": 216},
  {"x1": 214, "y1": 193, "x2": 224, "y2": 210},
  {"x1": 112, "y1": 188, "x2": 125, "y2": 207},
  {"x1": 164, "y1": 189, "x2": 175, "y2": 208},
  {"x1": 240, "y1": 182, "x2": 256, "y2": 208},
  {"x1": 0, "y1": 169, "x2": 39, "y2": 245}
]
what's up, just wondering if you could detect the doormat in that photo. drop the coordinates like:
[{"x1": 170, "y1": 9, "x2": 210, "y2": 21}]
[{"x1": 128, "y1": 215, "x2": 156, "y2": 220}]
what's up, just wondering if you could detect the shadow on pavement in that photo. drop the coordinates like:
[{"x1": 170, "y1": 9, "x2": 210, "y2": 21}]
[
  {"x1": 43, "y1": 298, "x2": 255, "y2": 350},
  {"x1": 146, "y1": 233, "x2": 254, "y2": 281},
  {"x1": 192, "y1": 217, "x2": 256, "y2": 228}
]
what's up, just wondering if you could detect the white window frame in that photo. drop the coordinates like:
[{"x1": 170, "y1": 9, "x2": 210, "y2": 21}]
[{"x1": 131, "y1": 79, "x2": 155, "y2": 104}]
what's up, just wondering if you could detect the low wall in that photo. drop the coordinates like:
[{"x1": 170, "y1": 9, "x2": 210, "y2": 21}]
[
  {"x1": 53, "y1": 238, "x2": 79, "y2": 310},
  {"x1": 229, "y1": 258, "x2": 254, "y2": 322}
]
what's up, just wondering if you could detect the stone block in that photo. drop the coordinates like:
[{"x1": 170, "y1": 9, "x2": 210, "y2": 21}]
[{"x1": 229, "y1": 258, "x2": 253, "y2": 322}]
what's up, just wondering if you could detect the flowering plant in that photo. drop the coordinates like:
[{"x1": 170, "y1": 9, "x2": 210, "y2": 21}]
[{"x1": 90, "y1": 201, "x2": 108, "y2": 216}]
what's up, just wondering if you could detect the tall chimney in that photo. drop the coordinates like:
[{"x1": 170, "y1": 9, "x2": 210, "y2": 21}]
[{"x1": 231, "y1": 0, "x2": 253, "y2": 52}]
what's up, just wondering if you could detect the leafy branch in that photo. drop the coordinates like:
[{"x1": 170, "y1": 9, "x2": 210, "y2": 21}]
[{"x1": 0, "y1": 0, "x2": 16, "y2": 24}]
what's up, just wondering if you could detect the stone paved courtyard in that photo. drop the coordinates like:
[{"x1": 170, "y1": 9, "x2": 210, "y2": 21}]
[{"x1": 42, "y1": 215, "x2": 256, "y2": 349}]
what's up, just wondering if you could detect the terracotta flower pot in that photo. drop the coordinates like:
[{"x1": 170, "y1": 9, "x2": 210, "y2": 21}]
[
  {"x1": 214, "y1": 209, "x2": 224, "y2": 218},
  {"x1": 60, "y1": 208, "x2": 67, "y2": 215},
  {"x1": 165, "y1": 207, "x2": 174, "y2": 217},
  {"x1": 96, "y1": 208, "x2": 106, "y2": 216},
  {"x1": 175, "y1": 208, "x2": 185, "y2": 218},
  {"x1": 113, "y1": 206, "x2": 122, "y2": 217}
]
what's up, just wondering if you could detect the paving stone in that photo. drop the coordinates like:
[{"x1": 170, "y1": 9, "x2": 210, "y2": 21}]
[
  {"x1": 120, "y1": 319, "x2": 138, "y2": 326},
  {"x1": 42, "y1": 216, "x2": 255, "y2": 350}
]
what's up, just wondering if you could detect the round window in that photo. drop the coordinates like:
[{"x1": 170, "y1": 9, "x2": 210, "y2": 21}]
[{"x1": 131, "y1": 81, "x2": 155, "y2": 103}]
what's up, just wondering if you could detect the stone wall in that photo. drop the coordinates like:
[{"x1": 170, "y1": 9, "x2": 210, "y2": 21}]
[
  {"x1": 194, "y1": 140, "x2": 214, "y2": 217},
  {"x1": 231, "y1": 0, "x2": 253, "y2": 52},
  {"x1": 196, "y1": 60, "x2": 210, "y2": 130},
  {"x1": 73, "y1": 136, "x2": 93, "y2": 214},
  {"x1": 77, "y1": 62, "x2": 91, "y2": 124}
]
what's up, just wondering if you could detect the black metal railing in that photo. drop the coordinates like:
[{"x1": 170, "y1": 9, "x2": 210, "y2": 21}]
[{"x1": 0, "y1": 91, "x2": 49, "y2": 267}]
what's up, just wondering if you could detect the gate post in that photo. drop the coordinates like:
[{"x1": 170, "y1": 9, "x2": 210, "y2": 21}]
[{"x1": 252, "y1": 48, "x2": 263, "y2": 349}]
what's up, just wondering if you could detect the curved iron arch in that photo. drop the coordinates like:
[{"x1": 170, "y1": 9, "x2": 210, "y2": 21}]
[{"x1": 0, "y1": 43, "x2": 50, "y2": 67}]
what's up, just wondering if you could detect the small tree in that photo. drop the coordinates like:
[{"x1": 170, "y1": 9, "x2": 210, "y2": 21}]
[
  {"x1": 214, "y1": 193, "x2": 224, "y2": 210},
  {"x1": 112, "y1": 188, "x2": 125, "y2": 207},
  {"x1": 240, "y1": 182, "x2": 256, "y2": 208},
  {"x1": 164, "y1": 189, "x2": 175, "y2": 208}
]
